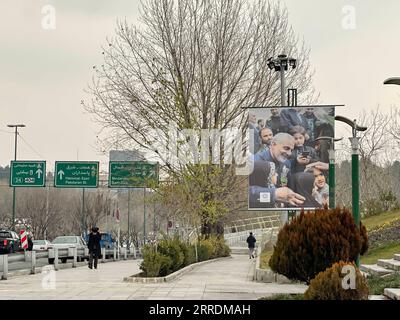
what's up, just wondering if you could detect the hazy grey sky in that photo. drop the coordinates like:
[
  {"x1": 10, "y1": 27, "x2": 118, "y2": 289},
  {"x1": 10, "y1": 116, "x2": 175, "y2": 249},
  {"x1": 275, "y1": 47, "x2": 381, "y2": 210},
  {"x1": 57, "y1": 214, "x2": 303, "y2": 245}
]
[{"x1": 1, "y1": 0, "x2": 400, "y2": 172}]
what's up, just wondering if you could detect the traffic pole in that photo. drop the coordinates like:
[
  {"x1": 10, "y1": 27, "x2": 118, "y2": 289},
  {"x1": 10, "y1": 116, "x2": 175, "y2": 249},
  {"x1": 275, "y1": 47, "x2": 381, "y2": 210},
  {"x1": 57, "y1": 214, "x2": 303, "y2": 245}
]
[
  {"x1": 81, "y1": 188, "x2": 86, "y2": 236},
  {"x1": 127, "y1": 188, "x2": 131, "y2": 250},
  {"x1": 350, "y1": 137, "x2": 360, "y2": 267},
  {"x1": 143, "y1": 186, "x2": 146, "y2": 245},
  {"x1": 11, "y1": 127, "x2": 18, "y2": 231}
]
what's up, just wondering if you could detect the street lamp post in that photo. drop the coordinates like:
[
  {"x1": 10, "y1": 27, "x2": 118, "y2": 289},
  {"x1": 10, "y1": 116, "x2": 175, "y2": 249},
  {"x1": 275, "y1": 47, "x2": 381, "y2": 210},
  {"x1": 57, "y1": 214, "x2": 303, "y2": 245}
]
[
  {"x1": 267, "y1": 54, "x2": 296, "y2": 224},
  {"x1": 314, "y1": 136, "x2": 343, "y2": 209},
  {"x1": 335, "y1": 115, "x2": 367, "y2": 267},
  {"x1": 7, "y1": 124, "x2": 25, "y2": 231},
  {"x1": 267, "y1": 54, "x2": 297, "y2": 106}
]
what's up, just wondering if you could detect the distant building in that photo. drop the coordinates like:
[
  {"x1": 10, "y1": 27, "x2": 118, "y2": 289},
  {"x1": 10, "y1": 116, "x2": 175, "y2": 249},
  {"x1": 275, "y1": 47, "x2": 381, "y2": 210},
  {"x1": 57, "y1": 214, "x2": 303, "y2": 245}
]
[
  {"x1": 109, "y1": 150, "x2": 145, "y2": 162},
  {"x1": 0, "y1": 165, "x2": 10, "y2": 181}
]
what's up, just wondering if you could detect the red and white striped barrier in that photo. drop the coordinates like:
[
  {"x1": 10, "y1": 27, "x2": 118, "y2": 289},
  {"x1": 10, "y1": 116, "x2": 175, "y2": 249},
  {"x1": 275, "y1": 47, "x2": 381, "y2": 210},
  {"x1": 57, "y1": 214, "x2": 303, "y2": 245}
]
[{"x1": 20, "y1": 230, "x2": 28, "y2": 249}]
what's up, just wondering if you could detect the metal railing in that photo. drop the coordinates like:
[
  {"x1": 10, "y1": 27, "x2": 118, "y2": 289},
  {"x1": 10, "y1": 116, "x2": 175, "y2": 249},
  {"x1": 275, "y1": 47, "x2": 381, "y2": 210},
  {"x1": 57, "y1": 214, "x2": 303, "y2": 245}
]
[
  {"x1": 0, "y1": 245, "x2": 140, "y2": 280},
  {"x1": 224, "y1": 214, "x2": 281, "y2": 234}
]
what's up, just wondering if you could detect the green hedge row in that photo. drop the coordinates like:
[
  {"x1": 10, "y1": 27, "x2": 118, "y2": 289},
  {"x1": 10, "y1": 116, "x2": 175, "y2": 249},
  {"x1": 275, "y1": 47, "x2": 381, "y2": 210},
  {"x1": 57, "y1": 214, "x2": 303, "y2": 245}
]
[{"x1": 140, "y1": 235, "x2": 231, "y2": 277}]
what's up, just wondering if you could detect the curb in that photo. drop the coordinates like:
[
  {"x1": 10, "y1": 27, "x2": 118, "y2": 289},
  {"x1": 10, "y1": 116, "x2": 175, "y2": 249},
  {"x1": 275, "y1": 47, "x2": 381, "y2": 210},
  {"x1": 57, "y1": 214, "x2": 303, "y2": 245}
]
[
  {"x1": 124, "y1": 256, "x2": 232, "y2": 283},
  {"x1": 1, "y1": 257, "x2": 138, "y2": 280},
  {"x1": 253, "y1": 231, "x2": 296, "y2": 284}
]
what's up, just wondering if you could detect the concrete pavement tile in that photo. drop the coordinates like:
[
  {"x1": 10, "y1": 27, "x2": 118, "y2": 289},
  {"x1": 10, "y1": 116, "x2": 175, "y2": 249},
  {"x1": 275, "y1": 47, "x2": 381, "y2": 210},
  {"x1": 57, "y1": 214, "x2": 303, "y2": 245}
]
[
  {"x1": 185, "y1": 289, "x2": 205, "y2": 294},
  {"x1": 202, "y1": 292, "x2": 257, "y2": 300},
  {"x1": 149, "y1": 291, "x2": 170, "y2": 296},
  {"x1": 107, "y1": 296, "x2": 130, "y2": 300},
  {"x1": 129, "y1": 296, "x2": 149, "y2": 300},
  {"x1": 0, "y1": 255, "x2": 307, "y2": 301},
  {"x1": 183, "y1": 294, "x2": 203, "y2": 300},
  {"x1": 167, "y1": 290, "x2": 187, "y2": 296}
]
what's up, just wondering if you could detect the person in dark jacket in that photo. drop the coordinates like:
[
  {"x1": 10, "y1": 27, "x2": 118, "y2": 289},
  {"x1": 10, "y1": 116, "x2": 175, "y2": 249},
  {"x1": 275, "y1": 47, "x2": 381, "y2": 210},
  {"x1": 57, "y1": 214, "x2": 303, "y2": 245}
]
[
  {"x1": 280, "y1": 107, "x2": 309, "y2": 132},
  {"x1": 246, "y1": 232, "x2": 256, "y2": 259},
  {"x1": 27, "y1": 235, "x2": 33, "y2": 251},
  {"x1": 88, "y1": 227, "x2": 101, "y2": 269},
  {"x1": 266, "y1": 108, "x2": 289, "y2": 135}
]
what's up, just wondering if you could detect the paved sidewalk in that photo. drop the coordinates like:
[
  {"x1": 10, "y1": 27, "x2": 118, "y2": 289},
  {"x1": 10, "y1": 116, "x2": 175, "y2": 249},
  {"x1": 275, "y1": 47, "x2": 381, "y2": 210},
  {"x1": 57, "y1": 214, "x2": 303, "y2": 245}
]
[{"x1": 0, "y1": 255, "x2": 307, "y2": 300}]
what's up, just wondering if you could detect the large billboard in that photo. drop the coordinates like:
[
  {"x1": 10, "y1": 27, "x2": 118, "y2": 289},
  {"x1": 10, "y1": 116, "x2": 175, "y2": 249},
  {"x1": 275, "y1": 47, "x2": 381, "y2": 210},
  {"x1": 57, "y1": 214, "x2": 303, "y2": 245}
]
[{"x1": 248, "y1": 106, "x2": 335, "y2": 210}]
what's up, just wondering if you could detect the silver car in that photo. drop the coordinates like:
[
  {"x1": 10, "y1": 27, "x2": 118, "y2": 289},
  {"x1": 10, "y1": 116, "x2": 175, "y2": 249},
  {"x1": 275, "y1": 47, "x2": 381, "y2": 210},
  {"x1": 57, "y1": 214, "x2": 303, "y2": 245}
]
[
  {"x1": 48, "y1": 235, "x2": 87, "y2": 264},
  {"x1": 32, "y1": 239, "x2": 52, "y2": 251}
]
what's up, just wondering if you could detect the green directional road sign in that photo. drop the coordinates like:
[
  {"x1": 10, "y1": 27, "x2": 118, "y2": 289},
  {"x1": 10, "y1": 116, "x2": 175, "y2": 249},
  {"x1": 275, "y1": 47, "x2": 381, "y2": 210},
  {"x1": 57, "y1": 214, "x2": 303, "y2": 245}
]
[
  {"x1": 109, "y1": 161, "x2": 159, "y2": 188},
  {"x1": 54, "y1": 161, "x2": 99, "y2": 188},
  {"x1": 10, "y1": 161, "x2": 46, "y2": 187}
]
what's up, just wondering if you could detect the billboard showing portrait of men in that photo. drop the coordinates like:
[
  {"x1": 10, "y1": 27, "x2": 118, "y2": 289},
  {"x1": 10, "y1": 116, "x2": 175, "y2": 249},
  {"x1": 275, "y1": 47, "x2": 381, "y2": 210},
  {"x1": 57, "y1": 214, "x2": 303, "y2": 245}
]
[{"x1": 248, "y1": 106, "x2": 335, "y2": 210}]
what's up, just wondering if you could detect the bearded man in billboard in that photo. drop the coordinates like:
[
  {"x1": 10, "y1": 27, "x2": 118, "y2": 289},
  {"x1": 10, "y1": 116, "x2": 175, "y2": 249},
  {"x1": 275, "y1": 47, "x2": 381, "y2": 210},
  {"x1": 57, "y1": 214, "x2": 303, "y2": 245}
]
[{"x1": 249, "y1": 133, "x2": 305, "y2": 208}]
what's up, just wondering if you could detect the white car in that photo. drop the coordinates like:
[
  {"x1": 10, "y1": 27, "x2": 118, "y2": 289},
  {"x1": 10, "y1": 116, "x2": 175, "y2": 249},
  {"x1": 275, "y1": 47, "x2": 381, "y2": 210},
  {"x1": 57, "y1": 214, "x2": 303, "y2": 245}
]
[
  {"x1": 32, "y1": 239, "x2": 52, "y2": 251},
  {"x1": 48, "y1": 235, "x2": 88, "y2": 264}
]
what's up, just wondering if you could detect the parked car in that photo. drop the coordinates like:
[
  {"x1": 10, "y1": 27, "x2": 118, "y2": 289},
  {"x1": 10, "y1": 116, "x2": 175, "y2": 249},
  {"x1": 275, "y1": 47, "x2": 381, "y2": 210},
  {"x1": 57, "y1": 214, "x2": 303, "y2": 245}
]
[
  {"x1": 84, "y1": 232, "x2": 116, "y2": 258},
  {"x1": 48, "y1": 235, "x2": 87, "y2": 264},
  {"x1": 0, "y1": 230, "x2": 21, "y2": 254},
  {"x1": 32, "y1": 239, "x2": 52, "y2": 251}
]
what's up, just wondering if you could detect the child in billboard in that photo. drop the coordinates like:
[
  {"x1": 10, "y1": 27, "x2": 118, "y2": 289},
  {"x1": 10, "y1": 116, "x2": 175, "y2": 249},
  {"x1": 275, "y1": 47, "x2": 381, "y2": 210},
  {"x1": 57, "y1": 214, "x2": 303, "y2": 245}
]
[
  {"x1": 312, "y1": 167, "x2": 329, "y2": 207},
  {"x1": 289, "y1": 125, "x2": 319, "y2": 174}
]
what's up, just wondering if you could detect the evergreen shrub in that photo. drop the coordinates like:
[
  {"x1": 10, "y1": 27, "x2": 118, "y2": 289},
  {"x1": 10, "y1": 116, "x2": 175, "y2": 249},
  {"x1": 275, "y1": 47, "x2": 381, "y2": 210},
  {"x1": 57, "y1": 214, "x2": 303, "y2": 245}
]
[
  {"x1": 269, "y1": 207, "x2": 368, "y2": 283},
  {"x1": 304, "y1": 261, "x2": 369, "y2": 300}
]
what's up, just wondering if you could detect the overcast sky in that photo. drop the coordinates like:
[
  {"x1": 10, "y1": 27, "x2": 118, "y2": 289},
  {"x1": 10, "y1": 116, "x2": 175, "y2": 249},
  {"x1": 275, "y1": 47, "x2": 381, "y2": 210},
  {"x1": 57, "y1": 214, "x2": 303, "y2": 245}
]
[{"x1": 1, "y1": 0, "x2": 400, "y2": 172}]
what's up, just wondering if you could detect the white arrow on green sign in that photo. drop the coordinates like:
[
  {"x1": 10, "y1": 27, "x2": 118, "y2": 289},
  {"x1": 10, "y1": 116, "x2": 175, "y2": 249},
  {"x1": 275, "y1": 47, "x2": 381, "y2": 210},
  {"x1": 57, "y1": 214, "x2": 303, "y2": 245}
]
[
  {"x1": 54, "y1": 161, "x2": 99, "y2": 188},
  {"x1": 10, "y1": 161, "x2": 46, "y2": 187}
]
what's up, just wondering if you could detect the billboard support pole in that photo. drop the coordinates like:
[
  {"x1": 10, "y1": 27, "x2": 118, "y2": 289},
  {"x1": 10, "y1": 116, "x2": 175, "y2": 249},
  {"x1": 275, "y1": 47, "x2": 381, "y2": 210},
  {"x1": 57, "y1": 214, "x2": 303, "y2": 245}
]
[
  {"x1": 280, "y1": 67, "x2": 286, "y2": 107},
  {"x1": 328, "y1": 149, "x2": 335, "y2": 209}
]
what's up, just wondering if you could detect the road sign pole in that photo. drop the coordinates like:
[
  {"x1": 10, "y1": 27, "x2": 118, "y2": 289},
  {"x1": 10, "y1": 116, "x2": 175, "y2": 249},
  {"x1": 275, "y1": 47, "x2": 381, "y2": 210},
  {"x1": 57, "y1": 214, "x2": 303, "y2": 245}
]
[
  {"x1": 11, "y1": 127, "x2": 17, "y2": 230},
  {"x1": 153, "y1": 197, "x2": 156, "y2": 234},
  {"x1": 81, "y1": 188, "x2": 86, "y2": 236},
  {"x1": 143, "y1": 187, "x2": 146, "y2": 245},
  {"x1": 11, "y1": 187, "x2": 16, "y2": 231},
  {"x1": 127, "y1": 188, "x2": 131, "y2": 250},
  {"x1": 45, "y1": 184, "x2": 49, "y2": 239}
]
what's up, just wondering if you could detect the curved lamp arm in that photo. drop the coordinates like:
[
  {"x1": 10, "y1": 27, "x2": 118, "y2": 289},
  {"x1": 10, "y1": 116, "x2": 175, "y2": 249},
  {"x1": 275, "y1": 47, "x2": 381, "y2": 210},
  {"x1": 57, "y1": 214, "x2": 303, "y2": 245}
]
[
  {"x1": 335, "y1": 115, "x2": 367, "y2": 132},
  {"x1": 383, "y1": 77, "x2": 400, "y2": 85}
]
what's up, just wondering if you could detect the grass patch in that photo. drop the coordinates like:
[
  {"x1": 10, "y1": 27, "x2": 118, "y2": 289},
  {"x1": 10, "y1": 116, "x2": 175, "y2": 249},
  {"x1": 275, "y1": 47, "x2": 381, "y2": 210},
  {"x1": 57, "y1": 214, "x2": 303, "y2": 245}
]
[
  {"x1": 259, "y1": 294, "x2": 304, "y2": 300},
  {"x1": 367, "y1": 273, "x2": 400, "y2": 295},
  {"x1": 362, "y1": 210, "x2": 400, "y2": 231},
  {"x1": 259, "y1": 249, "x2": 273, "y2": 269},
  {"x1": 361, "y1": 242, "x2": 400, "y2": 265}
]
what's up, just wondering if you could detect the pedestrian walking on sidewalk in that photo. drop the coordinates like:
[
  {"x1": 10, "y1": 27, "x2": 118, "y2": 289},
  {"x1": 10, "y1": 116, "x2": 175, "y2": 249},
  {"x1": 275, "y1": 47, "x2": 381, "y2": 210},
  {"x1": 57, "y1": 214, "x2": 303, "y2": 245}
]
[
  {"x1": 246, "y1": 232, "x2": 256, "y2": 259},
  {"x1": 88, "y1": 226, "x2": 101, "y2": 269}
]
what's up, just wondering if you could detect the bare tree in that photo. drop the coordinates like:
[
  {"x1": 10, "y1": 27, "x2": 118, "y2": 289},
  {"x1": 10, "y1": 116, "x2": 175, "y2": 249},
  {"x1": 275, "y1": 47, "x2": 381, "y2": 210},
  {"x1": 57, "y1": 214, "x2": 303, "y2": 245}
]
[
  {"x1": 336, "y1": 107, "x2": 397, "y2": 214},
  {"x1": 84, "y1": 0, "x2": 317, "y2": 234}
]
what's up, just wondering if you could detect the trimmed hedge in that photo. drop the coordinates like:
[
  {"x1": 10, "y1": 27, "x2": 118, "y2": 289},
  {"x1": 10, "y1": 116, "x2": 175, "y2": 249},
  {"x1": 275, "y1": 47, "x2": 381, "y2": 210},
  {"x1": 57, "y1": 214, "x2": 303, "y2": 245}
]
[
  {"x1": 140, "y1": 235, "x2": 230, "y2": 277},
  {"x1": 139, "y1": 245, "x2": 172, "y2": 277},
  {"x1": 269, "y1": 207, "x2": 369, "y2": 283}
]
